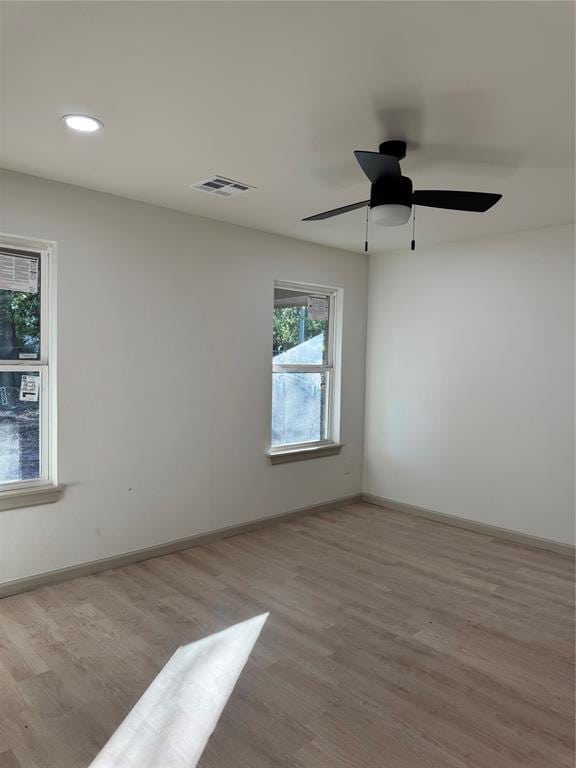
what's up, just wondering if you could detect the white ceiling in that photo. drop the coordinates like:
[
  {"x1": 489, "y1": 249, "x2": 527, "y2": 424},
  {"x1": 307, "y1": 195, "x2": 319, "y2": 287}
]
[{"x1": 0, "y1": 1, "x2": 573, "y2": 253}]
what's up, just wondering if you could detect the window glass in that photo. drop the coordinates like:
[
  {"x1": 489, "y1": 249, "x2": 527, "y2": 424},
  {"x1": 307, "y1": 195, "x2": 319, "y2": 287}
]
[
  {"x1": 0, "y1": 251, "x2": 41, "y2": 361},
  {"x1": 0, "y1": 370, "x2": 41, "y2": 483},
  {"x1": 272, "y1": 371, "x2": 327, "y2": 446},
  {"x1": 273, "y1": 288, "x2": 329, "y2": 365},
  {"x1": 272, "y1": 282, "x2": 337, "y2": 451}
]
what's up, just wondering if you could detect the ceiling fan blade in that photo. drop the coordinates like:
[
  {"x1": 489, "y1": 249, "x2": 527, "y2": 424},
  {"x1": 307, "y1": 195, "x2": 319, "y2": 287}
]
[
  {"x1": 302, "y1": 200, "x2": 370, "y2": 221},
  {"x1": 354, "y1": 151, "x2": 401, "y2": 182},
  {"x1": 412, "y1": 190, "x2": 502, "y2": 212}
]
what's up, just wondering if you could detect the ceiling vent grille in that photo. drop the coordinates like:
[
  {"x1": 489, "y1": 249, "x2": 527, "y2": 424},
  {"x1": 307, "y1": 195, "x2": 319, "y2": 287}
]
[{"x1": 190, "y1": 176, "x2": 256, "y2": 197}]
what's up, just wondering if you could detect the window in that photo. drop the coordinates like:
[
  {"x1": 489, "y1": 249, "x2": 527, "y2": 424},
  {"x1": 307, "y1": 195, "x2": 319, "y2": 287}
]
[
  {"x1": 271, "y1": 281, "x2": 341, "y2": 459},
  {"x1": 0, "y1": 241, "x2": 57, "y2": 501}
]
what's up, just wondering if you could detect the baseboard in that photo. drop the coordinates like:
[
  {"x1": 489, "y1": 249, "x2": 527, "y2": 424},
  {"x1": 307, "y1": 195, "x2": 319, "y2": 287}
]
[
  {"x1": 363, "y1": 493, "x2": 575, "y2": 558},
  {"x1": 0, "y1": 494, "x2": 362, "y2": 600}
]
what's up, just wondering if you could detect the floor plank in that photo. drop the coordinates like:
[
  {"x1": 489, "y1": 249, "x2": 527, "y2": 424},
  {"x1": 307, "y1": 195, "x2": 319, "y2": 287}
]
[{"x1": 0, "y1": 502, "x2": 573, "y2": 767}]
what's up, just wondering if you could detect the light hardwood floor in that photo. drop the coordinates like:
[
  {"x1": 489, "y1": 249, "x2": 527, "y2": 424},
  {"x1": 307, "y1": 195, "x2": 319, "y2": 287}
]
[{"x1": 0, "y1": 501, "x2": 573, "y2": 768}]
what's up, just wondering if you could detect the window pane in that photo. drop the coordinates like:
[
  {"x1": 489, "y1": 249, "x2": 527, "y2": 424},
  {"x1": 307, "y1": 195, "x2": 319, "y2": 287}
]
[
  {"x1": 0, "y1": 251, "x2": 41, "y2": 361},
  {"x1": 272, "y1": 371, "x2": 327, "y2": 446},
  {"x1": 0, "y1": 371, "x2": 41, "y2": 483},
  {"x1": 273, "y1": 288, "x2": 329, "y2": 365}
]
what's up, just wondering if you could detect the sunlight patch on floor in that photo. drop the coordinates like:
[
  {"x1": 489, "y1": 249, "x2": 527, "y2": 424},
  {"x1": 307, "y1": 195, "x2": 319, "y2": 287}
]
[{"x1": 89, "y1": 613, "x2": 269, "y2": 768}]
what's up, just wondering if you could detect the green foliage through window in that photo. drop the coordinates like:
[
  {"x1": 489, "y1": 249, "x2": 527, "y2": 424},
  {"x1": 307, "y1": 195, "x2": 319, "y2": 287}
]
[
  {"x1": 0, "y1": 289, "x2": 40, "y2": 359},
  {"x1": 273, "y1": 306, "x2": 326, "y2": 356}
]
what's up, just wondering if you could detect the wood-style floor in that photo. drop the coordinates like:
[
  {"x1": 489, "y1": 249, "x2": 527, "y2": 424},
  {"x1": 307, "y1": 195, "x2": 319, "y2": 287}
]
[{"x1": 0, "y1": 501, "x2": 573, "y2": 768}]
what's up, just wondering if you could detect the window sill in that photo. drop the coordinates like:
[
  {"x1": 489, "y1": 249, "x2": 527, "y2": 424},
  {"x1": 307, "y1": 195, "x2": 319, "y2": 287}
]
[
  {"x1": 268, "y1": 443, "x2": 344, "y2": 464},
  {"x1": 0, "y1": 485, "x2": 63, "y2": 512}
]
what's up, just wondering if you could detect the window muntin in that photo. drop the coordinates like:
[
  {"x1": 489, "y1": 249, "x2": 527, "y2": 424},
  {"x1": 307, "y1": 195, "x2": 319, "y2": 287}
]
[
  {"x1": 0, "y1": 245, "x2": 51, "y2": 489},
  {"x1": 272, "y1": 282, "x2": 338, "y2": 450}
]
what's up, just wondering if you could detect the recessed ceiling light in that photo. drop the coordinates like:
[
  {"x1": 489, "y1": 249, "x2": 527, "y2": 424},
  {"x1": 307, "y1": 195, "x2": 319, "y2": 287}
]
[{"x1": 62, "y1": 114, "x2": 103, "y2": 133}]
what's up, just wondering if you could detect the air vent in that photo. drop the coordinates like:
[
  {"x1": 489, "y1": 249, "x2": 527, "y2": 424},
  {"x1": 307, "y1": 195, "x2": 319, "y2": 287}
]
[{"x1": 190, "y1": 176, "x2": 256, "y2": 197}]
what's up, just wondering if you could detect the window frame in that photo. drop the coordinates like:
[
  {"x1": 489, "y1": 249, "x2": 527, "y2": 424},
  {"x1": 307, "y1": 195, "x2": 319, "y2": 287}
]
[
  {"x1": 270, "y1": 279, "x2": 343, "y2": 459},
  {"x1": 0, "y1": 235, "x2": 58, "y2": 499}
]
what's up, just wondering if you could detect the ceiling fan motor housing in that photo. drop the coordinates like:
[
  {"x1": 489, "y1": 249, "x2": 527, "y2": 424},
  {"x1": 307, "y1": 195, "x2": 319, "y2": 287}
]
[
  {"x1": 378, "y1": 140, "x2": 407, "y2": 160},
  {"x1": 370, "y1": 175, "x2": 413, "y2": 226}
]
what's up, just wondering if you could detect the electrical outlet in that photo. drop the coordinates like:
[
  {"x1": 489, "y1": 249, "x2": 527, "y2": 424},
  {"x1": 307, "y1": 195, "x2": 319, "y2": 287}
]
[{"x1": 343, "y1": 462, "x2": 352, "y2": 475}]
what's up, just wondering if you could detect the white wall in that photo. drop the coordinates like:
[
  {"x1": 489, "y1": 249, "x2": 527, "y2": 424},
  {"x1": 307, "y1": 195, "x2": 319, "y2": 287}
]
[
  {"x1": 364, "y1": 225, "x2": 575, "y2": 545},
  {"x1": 0, "y1": 169, "x2": 368, "y2": 584}
]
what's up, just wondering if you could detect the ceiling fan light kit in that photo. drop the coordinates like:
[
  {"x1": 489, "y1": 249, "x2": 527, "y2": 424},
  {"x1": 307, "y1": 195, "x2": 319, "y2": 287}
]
[
  {"x1": 303, "y1": 139, "x2": 502, "y2": 251},
  {"x1": 370, "y1": 204, "x2": 412, "y2": 227}
]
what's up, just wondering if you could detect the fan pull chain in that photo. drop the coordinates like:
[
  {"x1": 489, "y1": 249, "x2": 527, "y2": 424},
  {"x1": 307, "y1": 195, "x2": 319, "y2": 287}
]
[
  {"x1": 411, "y1": 206, "x2": 416, "y2": 251},
  {"x1": 364, "y1": 206, "x2": 369, "y2": 253}
]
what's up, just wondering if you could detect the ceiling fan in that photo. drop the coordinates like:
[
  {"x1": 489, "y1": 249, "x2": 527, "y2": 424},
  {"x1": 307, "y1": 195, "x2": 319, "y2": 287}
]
[{"x1": 303, "y1": 140, "x2": 502, "y2": 248}]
